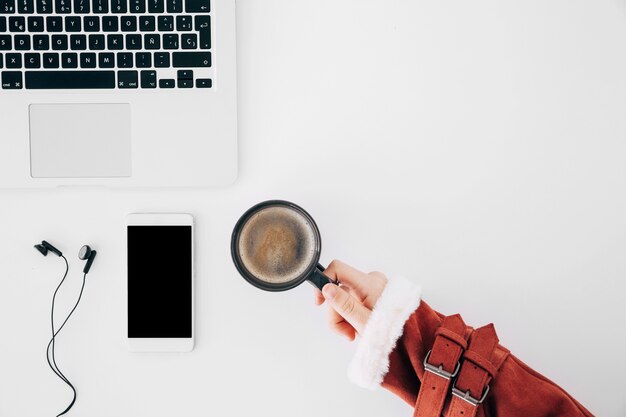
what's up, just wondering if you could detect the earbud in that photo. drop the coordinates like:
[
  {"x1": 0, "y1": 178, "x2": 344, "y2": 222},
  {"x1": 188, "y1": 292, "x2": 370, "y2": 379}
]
[
  {"x1": 78, "y1": 245, "x2": 97, "y2": 274},
  {"x1": 34, "y1": 240, "x2": 63, "y2": 257}
]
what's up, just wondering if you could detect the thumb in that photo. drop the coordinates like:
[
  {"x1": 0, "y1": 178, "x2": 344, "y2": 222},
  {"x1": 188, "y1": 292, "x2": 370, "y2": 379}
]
[{"x1": 322, "y1": 284, "x2": 370, "y2": 334}]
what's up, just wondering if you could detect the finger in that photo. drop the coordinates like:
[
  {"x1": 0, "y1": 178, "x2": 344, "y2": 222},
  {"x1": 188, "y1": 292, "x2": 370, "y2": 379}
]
[
  {"x1": 322, "y1": 283, "x2": 371, "y2": 334},
  {"x1": 314, "y1": 288, "x2": 325, "y2": 305},
  {"x1": 328, "y1": 306, "x2": 356, "y2": 340},
  {"x1": 332, "y1": 320, "x2": 356, "y2": 341},
  {"x1": 323, "y1": 260, "x2": 370, "y2": 299}
]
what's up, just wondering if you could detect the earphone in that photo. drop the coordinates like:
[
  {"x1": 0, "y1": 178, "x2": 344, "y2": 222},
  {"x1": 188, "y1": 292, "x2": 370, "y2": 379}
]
[{"x1": 35, "y1": 240, "x2": 97, "y2": 417}]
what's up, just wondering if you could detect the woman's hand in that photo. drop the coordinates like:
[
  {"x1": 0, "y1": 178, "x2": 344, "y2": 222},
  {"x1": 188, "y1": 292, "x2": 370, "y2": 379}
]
[{"x1": 315, "y1": 260, "x2": 388, "y2": 341}]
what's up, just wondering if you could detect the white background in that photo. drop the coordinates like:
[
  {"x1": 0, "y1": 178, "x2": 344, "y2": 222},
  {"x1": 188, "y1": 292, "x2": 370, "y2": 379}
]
[{"x1": 1, "y1": 0, "x2": 625, "y2": 416}]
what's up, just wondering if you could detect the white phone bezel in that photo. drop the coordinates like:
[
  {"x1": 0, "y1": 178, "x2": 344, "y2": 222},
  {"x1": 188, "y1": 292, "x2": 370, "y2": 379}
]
[{"x1": 126, "y1": 213, "x2": 195, "y2": 352}]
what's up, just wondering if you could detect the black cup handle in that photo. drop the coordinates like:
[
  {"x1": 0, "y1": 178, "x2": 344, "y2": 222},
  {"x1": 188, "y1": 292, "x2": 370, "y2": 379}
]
[{"x1": 306, "y1": 263, "x2": 339, "y2": 291}]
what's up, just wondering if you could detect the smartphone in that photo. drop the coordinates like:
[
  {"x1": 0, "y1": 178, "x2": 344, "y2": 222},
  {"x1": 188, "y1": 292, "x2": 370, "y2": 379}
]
[{"x1": 126, "y1": 213, "x2": 194, "y2": 352}]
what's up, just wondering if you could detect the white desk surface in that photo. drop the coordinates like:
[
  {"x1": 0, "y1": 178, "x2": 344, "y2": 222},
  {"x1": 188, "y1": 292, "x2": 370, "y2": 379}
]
[{"x1": 1, "y1": 1, "x2": 625, "y2": 416}]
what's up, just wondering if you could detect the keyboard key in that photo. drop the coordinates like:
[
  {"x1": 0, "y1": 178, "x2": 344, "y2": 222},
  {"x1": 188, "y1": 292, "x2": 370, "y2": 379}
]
[
  {"x1": 9, "y1": 15, "x2": 24, "y2": 31},
  {"x1": 27, "y1": 15, "x2": 43, "y2": 31},
  {"x1": 129, "y1": 0, "x2": 143, "y2": 12},
  {"x1": 144, "y1": 33, "x2": 159, "y2": 49},
  {"x1": 177, "y1": 78, "x2": 192, "y2": 88},
  {"x1": 24, "y1": 52, "x2": 40, "y2": 67},
  {"x1": 116, "y1": 51, "x2": 132, "y2": 67},
  {"x1": 36, "y1": 0, "x2": 51, "y2": 13},
  {"x1": 165, "y1": 0, "x2": 180, "y2": 12},
  {"x1": 26, "y1": 70, "x2": 115, "y2": 88},
  {"x1": 120, "y1": 15, "x2": 135, "y2": 31},
  {"x1": 147, "y1": 0, "x2": 161, "y2": 12},
  {"x1": 17, "y1": 0, "x2": 34, "y2": 13},
  {"x1": 88, "y1": 33, "x2": 104, "y2": 49},
  {"x1": 51, "y1": 34, "x2": 67, "y2": 50},
  {"x1": 0, "y1": 16, "x2": 5, "y2": 31},
  {"x1": 6, "y1": 52, "x2": 21, "y2": 67},
  {"x1": 1, "y1": 0, "x2": 15, "y2": 13},
  {"x1": 70, "y1": 34, "x2": 85, "y2": 49},
  {"x1": 65, "y1": 15, "x2": 80, "y2": 31},
  {"x1": 125, "y1": 33, "x2": 141, "y2": 49},
  {"x1": 0, "y1": 34, "x2": 11, "y2": 49},
  {"x1": 91, "y1": 0, "x2": 107, "y2": 13},
  {"x1": 177, "y1": 69, "x2": 191, "y2": 79},
  {"x1": 159, "y1": 78, "x2": 174, "y2": 88},
  {"x1": 15, "y1": 35, "x2": 30, "y2": 52},
  {"x1": 172, "y1": 51, "x2": 209, "y2": 67},
  {"x1": 163, "y1": 33, "x2": 177, "y2": 49},
  {"x1": 195, "y1": 78, "x2": 211, "y2": 88},
  {"x1": 73, "y1": 0, "x2": 89, "y2": 12},
  {"x1": 2, "y1": 71, "x2": 22, "y2": 89},
  {"x1": 175, "y1": 14, "x2": 191, "y2": 31},
  {"x1": 33, "y1": 34, "x2": 48, "y2": 49},
  {"x1": 195, "y1": 15, "x2": 210, "y2": 49},
  {"x1": 140, "y1": 69, "x2": 155, "y2": 88},
  {"x1": 106, "y1": 33, "x2": 122, "y2": 49},
  {"x1": 135, "y1": 51, "x2": 150, "y2": 67},
  {"x1": 42, "y1": 52, "x2": 58, "y2": 67},
  {"x1": 54, "y1": 0, "x2": 70, "y2": 13},
  {"x1": 83, "y1": 16, "x2": 99, "y2": 31},
  {"x1": 110, "y1": 0, "x2": 125, "y2": 12},
  {"x1": 102, "y1": 15, "x2": 117, "y2": 31},
  {"x1": 153, "y1": 51, "x2": 169, "y2": 67},
  {"x1": 46, "y1": 16, "x2": 61, "y2": 31},
  {"x1": 181, "y1": 33, "x2": 196, "y2": 49},
  {"x1": 117, "y1": 70, "x2": 137, "y2": 88},
  {"x1": 184, "y1": 0, "x2": 207, "y2": 13},
  {"x1": 0, "y1": 54, "x2": 3, "y2": 68},
  {"x1": 14, "y1": 33, "x2": 29, "y2": 49},
  {"x1": 98, "y1": 51, "x2": 114, "y2": 67},
  {"x1": 61, "y1": 52, "x2": 77, "y2": 68},
  {"x1": 139, "y1": 15, "x2": 153, "y2": 31},
  {"x1": 157, "y1": 15, "x2": 172, "y2": 31},
  {"x1": 79, "y1": 52, "x2": 96, "y2": 67}
]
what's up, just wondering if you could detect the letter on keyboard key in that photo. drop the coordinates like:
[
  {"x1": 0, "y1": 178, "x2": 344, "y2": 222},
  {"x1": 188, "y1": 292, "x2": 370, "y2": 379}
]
[
  {"x1": 172, "y1": 51, "x2": 210, "y2": 67},
  {"x1": 184, "y1": 0, "x2": 207, "y2": 13},
  {"x1": 25, "y1": 70, "x2": 115, "y2": 88},
  {"x1": 0, "y1": 34, "x2": 11, "y2": 49}
]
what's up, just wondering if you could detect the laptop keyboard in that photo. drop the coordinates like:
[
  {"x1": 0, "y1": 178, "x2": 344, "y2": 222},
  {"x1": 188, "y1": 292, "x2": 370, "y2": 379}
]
[{"x1": 0, "y1": 0, "x2": 212, "y2": 89}]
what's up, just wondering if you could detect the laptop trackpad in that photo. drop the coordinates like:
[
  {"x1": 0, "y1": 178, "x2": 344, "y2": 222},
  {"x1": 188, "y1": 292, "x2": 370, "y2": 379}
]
[{"x1": 29, "y1": 103, "x2": 131, "y2": 178}]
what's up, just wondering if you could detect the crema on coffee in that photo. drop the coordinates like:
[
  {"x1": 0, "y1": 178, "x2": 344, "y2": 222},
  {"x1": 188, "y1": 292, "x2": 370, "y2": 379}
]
[{"x1": 238, "y1": 206, "x2": 317, "y2": 284}]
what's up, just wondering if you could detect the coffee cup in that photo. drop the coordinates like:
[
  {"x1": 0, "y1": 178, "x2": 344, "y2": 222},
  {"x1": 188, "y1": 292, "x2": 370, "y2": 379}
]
[{"x1": 231, "y1": 200, "x2": 337, "y2": 291}]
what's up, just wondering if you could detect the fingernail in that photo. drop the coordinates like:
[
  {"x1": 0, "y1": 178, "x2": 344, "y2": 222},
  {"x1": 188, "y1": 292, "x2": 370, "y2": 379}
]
[{"x1": 322, "y1": 284, "x2": 337, "y2": 300}]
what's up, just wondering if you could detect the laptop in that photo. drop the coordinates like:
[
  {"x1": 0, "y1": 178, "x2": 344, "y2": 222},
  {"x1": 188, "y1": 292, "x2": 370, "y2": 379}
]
[{"x1": 0, "y1": 0, "x2": 237, "y2": 188}]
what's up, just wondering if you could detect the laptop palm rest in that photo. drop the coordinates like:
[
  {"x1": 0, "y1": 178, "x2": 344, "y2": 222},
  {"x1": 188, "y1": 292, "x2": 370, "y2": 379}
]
[{"x1": 29, "y1": 103, "x2": 132, "y2": 178}]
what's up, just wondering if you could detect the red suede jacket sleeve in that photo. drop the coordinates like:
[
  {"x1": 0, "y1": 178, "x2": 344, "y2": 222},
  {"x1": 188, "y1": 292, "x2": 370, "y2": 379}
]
[{"x1": 381, "y1": 301, "x2": 594, "y2": 417}]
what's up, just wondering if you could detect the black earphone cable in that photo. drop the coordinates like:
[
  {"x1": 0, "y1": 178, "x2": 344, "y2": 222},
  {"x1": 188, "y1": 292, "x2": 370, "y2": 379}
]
[
  {"x1": 47, "y1": 256, "x2": 70, "y2": 383},
  {"x1": 46, "y1": 255, "x2": 88, "y2": 417}
]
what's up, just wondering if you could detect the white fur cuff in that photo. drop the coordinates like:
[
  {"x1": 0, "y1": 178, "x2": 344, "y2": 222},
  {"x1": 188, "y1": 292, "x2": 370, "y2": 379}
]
[{"x1": 347, "y1": 276, "x2": 421, "y2": 390}]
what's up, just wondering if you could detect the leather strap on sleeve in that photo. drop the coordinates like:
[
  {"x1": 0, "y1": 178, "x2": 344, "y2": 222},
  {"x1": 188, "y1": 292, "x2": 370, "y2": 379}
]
[
  {"x1": 413, "y1": 314, "x2": 468, "y2": 417},
  {"x1": 447, "y1": 324, "x2": 509, "y2": 417}
]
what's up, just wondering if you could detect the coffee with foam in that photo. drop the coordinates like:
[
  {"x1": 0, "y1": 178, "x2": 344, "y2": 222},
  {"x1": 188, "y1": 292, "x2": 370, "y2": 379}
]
[{"x1": 238, "y1": 206, "x2": 317, "y2": 284}]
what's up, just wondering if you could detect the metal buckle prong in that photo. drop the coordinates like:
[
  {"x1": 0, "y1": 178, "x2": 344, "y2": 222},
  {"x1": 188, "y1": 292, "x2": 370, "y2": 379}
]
[
  {"x1": 423, "y1": 350, "x2": 461, "y2": 380},
  {"x1": 451, "y1": 383, "x2": 490, "y2": 406}
]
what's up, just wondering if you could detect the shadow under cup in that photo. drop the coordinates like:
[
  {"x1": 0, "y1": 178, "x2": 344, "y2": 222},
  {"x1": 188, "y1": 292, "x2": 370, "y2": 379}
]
[{"x1": 231, "y1": 200, "x2": 335, "y2": 292}]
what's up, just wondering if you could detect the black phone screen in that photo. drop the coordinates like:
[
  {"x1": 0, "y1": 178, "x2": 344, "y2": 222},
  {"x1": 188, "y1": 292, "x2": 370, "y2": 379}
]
[{"x1": 127, "y1": 225, "x2": 192, "y2": 338}]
